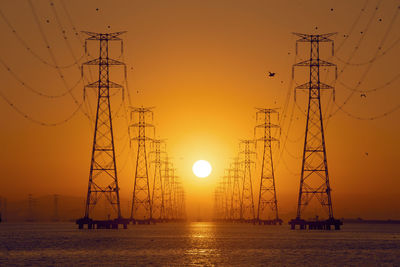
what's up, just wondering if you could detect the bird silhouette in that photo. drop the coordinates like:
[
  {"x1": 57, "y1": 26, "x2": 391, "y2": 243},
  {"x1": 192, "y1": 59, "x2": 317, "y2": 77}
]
[
  {"x1": 360, "y1": 93, "x2": 366, "y2": 98},
  {"x1": 268, "y1": 72, "x2": 276, "y2": 77}
]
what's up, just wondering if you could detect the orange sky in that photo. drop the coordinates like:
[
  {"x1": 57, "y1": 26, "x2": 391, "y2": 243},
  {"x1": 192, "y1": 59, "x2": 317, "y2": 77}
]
[{"x1": 0, "y1": 0, "x2": 399, "y2": 220}]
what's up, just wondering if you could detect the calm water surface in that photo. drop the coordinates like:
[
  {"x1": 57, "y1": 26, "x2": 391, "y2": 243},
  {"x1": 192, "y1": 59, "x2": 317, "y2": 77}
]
[{"x1": 0, "y1": 222, "x2": 400, "y2": 266}]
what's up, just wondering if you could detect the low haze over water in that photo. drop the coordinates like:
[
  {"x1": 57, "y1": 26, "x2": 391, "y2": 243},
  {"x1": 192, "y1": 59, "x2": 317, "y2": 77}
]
[{"x1": 1, "y1": 222, "x2": 399, "y2": 266}]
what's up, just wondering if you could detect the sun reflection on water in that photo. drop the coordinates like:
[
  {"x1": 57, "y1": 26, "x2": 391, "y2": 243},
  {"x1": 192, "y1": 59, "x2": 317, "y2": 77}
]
[{"x1": 185, "y1": 222, "x2": 221, "y2": 265}]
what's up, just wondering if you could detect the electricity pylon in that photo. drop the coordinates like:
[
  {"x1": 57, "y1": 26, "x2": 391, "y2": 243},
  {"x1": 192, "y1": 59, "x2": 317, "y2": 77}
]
[
  {"x1": 176, "y1": 187, "x2": 186, "y2": 220},
  {"x1": 239, "y1": 140, "x2": 256, "y2": 222},
  {"x1": 231, "y1": 158, "x2": 241, "y2": 221},
  {"x1": 162, "y1": 155, "x2": 173, "y2": 221},
  {"x1": 213, "y1": 188, "x2": 221, "y2": 220},
  {"x1": 290, "y1": 33, "x2": 342, "y2": 230},
  {"x1": 169, "y1": 168, "x2": 177, "y2": 220},
  {"x1": 149, "y1": 139, "x2": 166, "y2": 221},
  {"x1": 255, "y1": 108, "x2": 281, "y2": 225},
  {"x1": 130, "y1": 107, "x2": 154, "y2": 223},
  {"x1": 81, "y1": 32, "x2": 125, "y2": 225},
  {"x1": 223, "y1": 169, "x2": 232, "y2": 221}
]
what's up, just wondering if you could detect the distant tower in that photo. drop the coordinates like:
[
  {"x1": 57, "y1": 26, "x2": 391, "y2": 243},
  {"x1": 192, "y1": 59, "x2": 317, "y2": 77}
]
[
  {"x1": 213, "y1": 186, "x2": 223, "y2": 220},
  {"x1": 231, "y1": 158, "x2": 241, "y2": 221},
  {"x1": 80, "y1": 32, "x2": 126, "y2": 224},
  {"x1": 223, "y1": 169, "x2": 232, "y2": 221},
  {"x1": 169, "y1": 166, "x2": 178, "y2": 220},
  {"x1": 149, "y1": 139, "x2": 165, "y2": 221},
  {"x1": 239, "y1": 140, "x2": 256, "y2": 222},
  {"x1": 162, "y1": 156, "x2": 173, "y2": 221},
  {"x1": 53, "y1": 194, "x2": 59, "y2": 222},
  {"x1": 176, "y1": 187, "x2": 186, "y2": 220},
  {"x1": 255, "y1": 108, "x2": 281, "y2": 225},
  {"x1": 130, "y1": 107, "x2": 154, "y2": 223},
  {"x1": 170, "y1": 168, "x2": 176, "y2": 220},
  {"x1": 290, "y1": 33, "x2": 342, "y2": 230}
]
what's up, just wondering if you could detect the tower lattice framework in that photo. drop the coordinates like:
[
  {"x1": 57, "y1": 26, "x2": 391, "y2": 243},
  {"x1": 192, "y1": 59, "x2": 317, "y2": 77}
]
[
  {"x1": 82, "y1": 32, "x2": 125, "y2": 221},
  {"x1": 231, "y1": 158, "x2": 241, "y2": 221},
  {"x1": 149, "y1": 139, "x2": 165, "y2": 221},
  {"x1": 130, "y1": 107, "x2": 154, "y2": 222},
  {"x1": 255, "y1": 108, "x2": 281, "y2": 224},
  {"x1": 223, "y1": 169, "x2": 232, "y2": 221},
  {"x1": 162, "y1": 156, "x2": 173, "y2": 220},
  {"x1": 292, "y1": 33, "x2": 337, "y2": 221},
  {"x1": 240, "y1": 140, "x2": 256, "y2": 222}
]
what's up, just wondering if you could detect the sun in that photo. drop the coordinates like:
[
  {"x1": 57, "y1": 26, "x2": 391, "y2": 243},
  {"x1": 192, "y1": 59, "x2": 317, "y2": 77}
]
[{"x1": 192, "y1": 160, "x2": 212, "y2": 178}]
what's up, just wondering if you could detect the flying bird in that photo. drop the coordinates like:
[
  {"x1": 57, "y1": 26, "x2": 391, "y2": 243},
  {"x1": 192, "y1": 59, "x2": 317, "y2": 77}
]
[
  {"x1": 268, "y1": 72, "x2": 276, "y2": 77},
  {"x1": 360, "y1": 93, "x2": 366, "y2": 98}
]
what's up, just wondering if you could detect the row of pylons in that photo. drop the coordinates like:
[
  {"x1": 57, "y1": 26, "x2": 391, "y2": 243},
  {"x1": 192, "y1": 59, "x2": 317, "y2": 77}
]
[
  {"x1": 76, "y1": 32, "x2": 186, "y2": 229},
  {"x1": 213, "y1": 33, "x2": 343, "y2": 230},
  {"x1": 213, "y1": 109, "x2": 282, "y2": 225}
]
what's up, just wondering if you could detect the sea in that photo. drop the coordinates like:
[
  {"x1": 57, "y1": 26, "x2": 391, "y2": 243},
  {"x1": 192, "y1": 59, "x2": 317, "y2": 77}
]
[{"x1": 0, "y1": 222, "x2": 399, "y2": 266}]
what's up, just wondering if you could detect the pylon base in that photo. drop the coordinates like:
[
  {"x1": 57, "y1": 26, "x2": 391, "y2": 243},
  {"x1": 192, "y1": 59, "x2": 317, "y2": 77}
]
[
  {"x1": 76, "y1": 217, "x2": 129, "y2": 229},
  {"x1": 256, "y1": 219, "x2": 283, "y2": 225},
  {"x1": 289, "y1": 218, "x2": 343, "y2": 230}
]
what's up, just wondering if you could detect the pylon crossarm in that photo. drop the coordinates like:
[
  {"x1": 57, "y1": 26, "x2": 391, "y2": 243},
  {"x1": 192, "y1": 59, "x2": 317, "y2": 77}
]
[
  {"x1": 83, "y1": 58, "x2": 125, "y2": 66},
  {"x1": 129, "y1": 123, "x2": 155, "y2": 128},
  {"x1": 295, "y1": 82, "x2": 334, "y2": 90},
  {"x1": 294, "y1": 59, "x2": 336, "y2": 67},
  {"x1": 292, "y1": 32, "x2": 337, "y2": 41},
  {"x1": 82, "y1": 31, "x2": 126, "y2": 40},
  {"x1": 255, "y1": 123, "x2": 280, "y2": 129}
]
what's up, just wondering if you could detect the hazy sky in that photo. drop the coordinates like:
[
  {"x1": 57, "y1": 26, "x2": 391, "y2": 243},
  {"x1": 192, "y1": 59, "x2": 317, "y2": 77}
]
[{"x1": 0, "y1": 0, "x2": 399, "y2": 219}]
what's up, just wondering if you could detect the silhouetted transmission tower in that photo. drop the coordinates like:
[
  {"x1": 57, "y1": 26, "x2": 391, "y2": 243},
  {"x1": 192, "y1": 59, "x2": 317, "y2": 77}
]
[
  {"x1": 289, "y1": 33, "x2": 342, "y2": 230},
  {"x1": 77, "y1": 31, "x2": 128, "y2": 229},
  {"x1": 231, "y1": 158, "x2": 241, "y2": 221},
  {"x1": 222, "y1": 169, "x2": 232, "y2": 221},
  {"x1": 255, "y1": 108, "x2": 282, "y2": 225},
  {"x1": 162, "y1": 155, "x2": 173, "y2": 221},
  {"x1": 149, "y1": 139, "x2": 166, "y2": 222},
  {"x1": 130, "y1": 107, "x2": 154, "y2": 224},
  {"x1": 239, "y1": 140, "x2": 256, "y2": 222}
]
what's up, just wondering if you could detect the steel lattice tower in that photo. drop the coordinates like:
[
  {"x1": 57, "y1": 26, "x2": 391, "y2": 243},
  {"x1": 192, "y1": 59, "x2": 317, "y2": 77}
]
[
  {"x1": 81, "y1": 32, "x2": 125, "y2": 223},
  {"x1": 240, "y1": 140, "x2": 256, "y2": 222},
  {"x1": 169, "y1": 168, "x2": 177, "y2": 220},
  {"x1": 223, "y1": 169, "x2": 232, "y2": 221},
  {"x1": 231, "y1": 158, "x2": 241, "y2": 221},
  {"x1": 213, "y1": 188, "x2": 221, "y2": 220},
  {"x1": 162, "y1": 156, "x2": 173, "y2": 221},
  {"x1": 130, "y1": 107, "x2": 154, "y2": 223},
  {"x1": 176, "y1": 187, "x2": 186, "y2": 220},
  {"x1": 216, "y1": 177, "x2": 226, "y2": 221},
  {"x1": 149, "y1": 139, "x2": 165, "y2": 221},
  {"x1": 290, "y1": 33, "x2": 342, "y2": 230},
  {"x1": 255, "y1": 108, "x2": 281, "y2": 225}
]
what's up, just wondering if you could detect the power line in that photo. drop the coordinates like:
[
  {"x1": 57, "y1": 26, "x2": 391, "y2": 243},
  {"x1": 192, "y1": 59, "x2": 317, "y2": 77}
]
[
  {"x1": 27, "y1": 0, "x2": 91, "y2": 120},
  {"x1": 0, "y1": 57, "x2": 83, "y2": 98},
  {"x1": 0, "y1": 7, "x2": 84, "y2": 69},
  {"x1": 327, "y1": 0, "x2": 399, "y2": 120},
  {"x1": 335, "y1": 3, "x2": 399, "y2": 93},
  {"x1": 334, "y1": 0, "x2": 371, "y2": 54},
  {"x1": 0, "y1": 89, "x2": 83, "y2": 126},
  {"x1": 334, "y1": 4, "x2": 400, "y2": 67},
  {"x1": 333, "y1": 101, "x2": 400, "y2": 121}
]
